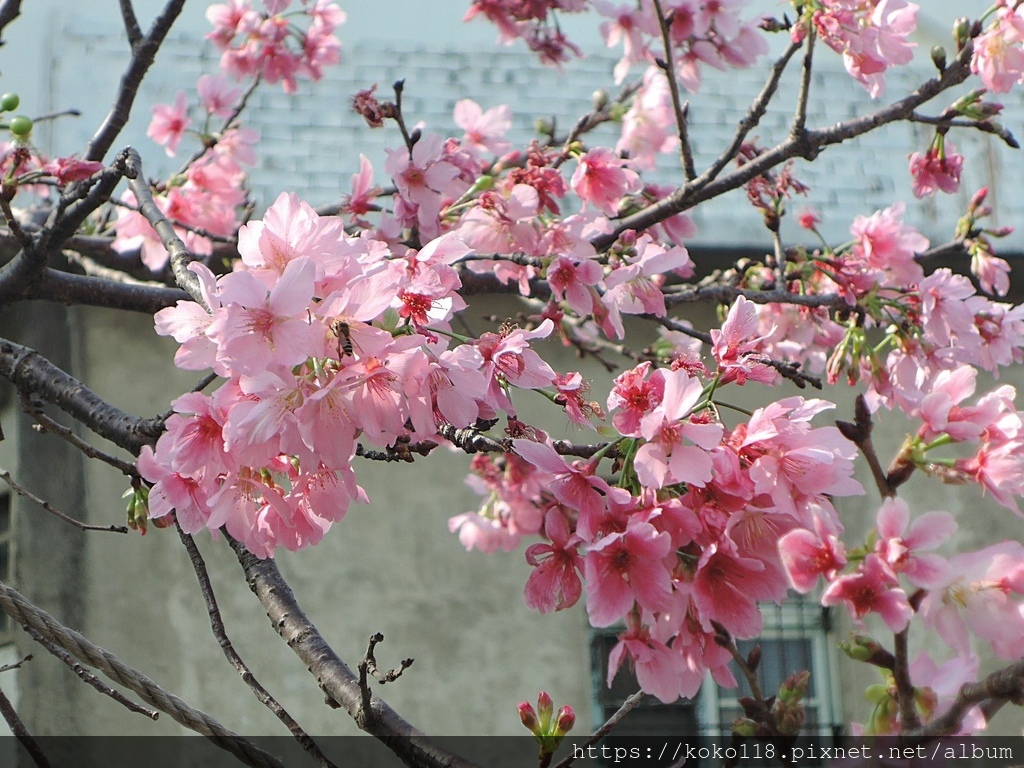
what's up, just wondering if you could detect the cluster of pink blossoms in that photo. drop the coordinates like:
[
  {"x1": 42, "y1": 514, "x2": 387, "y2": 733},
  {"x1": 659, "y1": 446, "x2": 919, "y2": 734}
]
[
  {"x1": 206, "y1": 0, "x2": 344, "y2": 93},
  {"x1": 114, "y1": 77, "x2": 258, "y2": 270},
  {"x1": 796, "y1": 0, "x2": 919, "y2": 98},
  {"x1": 595, "y1": 0, "x2": 767, "y2": 87},
  {"x1": 972, "y1": 2, "x2": 1024, "y2": 93},
  {"x1": 138, "y1": 191, "x2": 600, "y2": 557},
  {"x1": 453, "y1": 297, "x2": 868, "y2": 703}
]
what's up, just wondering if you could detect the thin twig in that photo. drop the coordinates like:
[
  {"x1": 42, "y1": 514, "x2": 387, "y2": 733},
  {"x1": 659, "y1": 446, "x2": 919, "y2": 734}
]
[
  {"x1": 651, "y1": 0, "x2": 696, "y2": 180},
  {"x1": 550, "y1": 691, "x2": 646, "y2": 768},
  {"x1": 23, "y1": 626, "x2": 158, "y2": 720},
  {"x1": 118, "y1": 0, "x2": 143, "y2": 47},
  {"x1": 22, "y1": 393, "x2": 138, "y2": 477},
  {"x1": 177, "y1": 527, "x2": 340, "y2": 768},
  {"x1": 893, "y1": 629, "x2": 921, "y2": 731},
  {"x1": 85, "y1": 0, "x2": 188, "y2": 161},
  {"x1": 0, "y1": 653, "x2": 31, "y2": 674},
  {"x1": 836, "y1": 395, "x2": 895, "y2": 499},
  {"x1": 791, "y1": 27, "x2": 815, "y2": 137},
  {"x1": 0, "y1": 196, "x2": 33, "y2": 250},
  {"x1": 0, "y1": 684, "x2": 53, "y2": 768},
  {"x1": 0, "y1": 467, "x2": 129, "y2": 533}
]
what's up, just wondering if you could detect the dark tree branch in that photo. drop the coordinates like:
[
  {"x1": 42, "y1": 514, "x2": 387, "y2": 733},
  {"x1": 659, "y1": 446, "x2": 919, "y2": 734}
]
[
  {"x1": 228, "y1": 536, "x2": 483, "y2": 768},
  {"x1": 85, "y1": 0, "x2": 188, "y2": 162},
  {"x1": 592, "y1": 44, "x2": 975, "y2": 250},
  {"x1": 651, "y1": 0, "x2": 696, "y2": 180},
  {"x1": 0, "y1": 684, "x2": 53, "y2": 768},
  {"x1": 791, "y1": 28, "x2": 815, "y2": 137},
  {"x1": 177, "y1": 527, "x2": 340, "y2": 768},
  {"x1": 693, "y1": 38, "x2": 802, "y2": 192},
  {"x1": 0, "y1": 0, "x2": 20, "y2": 45},
  {"x1": 23, "y1": 626, "x2": 158, "y2": 720},
  {"x1": 26, "y1": 269, "x2": 186, "y2": 314},
  {"x1": 911, "y1": 657, "x2": 1024, "y2": 737},
  {"x1": 118, "y1": 0, "x2": 143, "y2": 48},
  {"x1": 893, "y1": 629, "x2": 921, "y2": 731},
  {"x1": 836, "y1": 395, "x2": 896, "y2": 499},
  {"x1": 0, "y1": 336, "x2": 164, "y2": 453},
  {"x1": 0, "y1": 467, "x2": 128, "y2": 533},
  {"x1": 123, "y1": 149, "x2": 208, "y2": 308}
]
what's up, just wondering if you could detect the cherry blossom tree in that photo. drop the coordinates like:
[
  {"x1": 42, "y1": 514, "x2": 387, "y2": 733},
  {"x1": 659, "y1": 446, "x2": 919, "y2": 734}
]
[{"x1": 1, "y1": 0, "x2": 1024, "y2": 766}]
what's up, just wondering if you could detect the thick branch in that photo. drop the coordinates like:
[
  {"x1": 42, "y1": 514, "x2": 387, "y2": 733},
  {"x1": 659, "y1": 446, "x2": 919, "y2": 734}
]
[
  {"x1": 912, "y1": 658, "x2": 1024, "y2": 737},
  {"x1": 123, "y1": 149, "x2": 208, "y2": 308},
  {"x1": 0, "y1": 336, "x2": 163, "y2": 453},
  {"x1": 229, "y1": 537, "x2": 482, "y2": 768},
  {"x1": 85, "y1": 0, "x2": 187, "y2": 162}
]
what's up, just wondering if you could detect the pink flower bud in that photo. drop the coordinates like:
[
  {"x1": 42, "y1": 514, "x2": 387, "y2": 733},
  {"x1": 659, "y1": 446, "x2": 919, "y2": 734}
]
[
  {"x1": 518, "y1": 702, "x2": 540, "y2": 734},
  {"x1": 536, "y1": 691, "x2": 553, "y2": 731},
  {"x1": 554, "y1": 706, "x2": 576, "y2": 737}
]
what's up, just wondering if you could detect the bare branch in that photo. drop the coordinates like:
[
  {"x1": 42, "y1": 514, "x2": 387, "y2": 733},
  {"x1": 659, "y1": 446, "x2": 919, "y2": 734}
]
[
  {"x1": 123, "y1": 149, "x2": 208, "y2": 308},
  {"x1": 836, "y1": 395, "x2": 897, "y2": 499},
  {"x1": 893, "y1": 629, "x2": 921, "y2": 731},
  {"x1": 912, "y1": 657, "x2": 1024, "y2": 737},
  {"x1": 791, "y1": 28, "x2": 815, "y2": 137},
  {"x1": 229, "y1": 536, "x2": 483, "y2": 768},
  {"x1": 0, "y1": 579, "x2": 284, "y2": 768},
  {"x1": 0, "y1": 684, "x2": 53, "y2": 768},
  {"x1": 118, "y1": 0, "x2": 143, "y2": 48},
  {"x1": 0, "y1": 336, "x2": 164, "y2": 453},
  {"x1": 0, "y1": 467, "x2": 128, "y2": 533},
  {"x1": 27, "y1": 269, "x2": 186, "y2": 314},
  {"x1": 695, "y1": 38, "x2": 802, "y2": 191},
  {"x1": 593, "y1": 45, "x2": 975, "y2": 250},
  {"x1": 177, "y1": 527, "x2": 340, "y2": 768},
  {"x1": 23, "y1": 627, "x2": 158, "y2": 720},
  {"x1": 85, "y1": 0, "x2": 188, "y2": 162},
  {"x1": 651, "y1": 0, "x2": 696, "y2": 180}
]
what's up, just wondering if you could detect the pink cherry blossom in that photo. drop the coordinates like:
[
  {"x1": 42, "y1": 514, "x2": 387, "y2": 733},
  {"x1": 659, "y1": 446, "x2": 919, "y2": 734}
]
[
  {"x1": 874, "y1": 498, "x2": 955, "y2": 589},
  {"x1": 909, "y1": 141, "x2": 963, "y2": 198},
  {"x1": 571, "y1": 147, "x2": 640, "y2": 218},
  {"x1": 148, "y1": 91, "x2": 191, "y2": 156},
  {"x1": 822, "y1": 554, "x2": 912, "y2": 632},
  {"x1": 584, "y1": 517, "x2": 673, "y2": 627},
  {"x1": 453, "y1": 99, "x2": 512, "y2": 157},
  {"x1": 524, "y1": 508, "x2": 584, "y2": 613}
]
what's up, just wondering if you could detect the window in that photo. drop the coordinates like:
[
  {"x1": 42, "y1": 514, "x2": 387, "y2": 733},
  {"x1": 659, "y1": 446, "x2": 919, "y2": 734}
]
[{"x1": 591, "y1": 594, "x2": 840, "y2": 764}]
